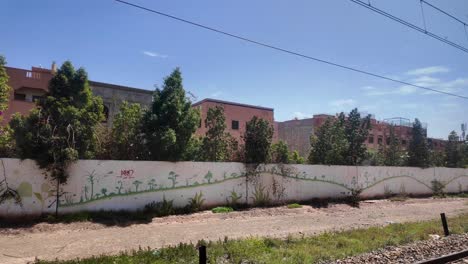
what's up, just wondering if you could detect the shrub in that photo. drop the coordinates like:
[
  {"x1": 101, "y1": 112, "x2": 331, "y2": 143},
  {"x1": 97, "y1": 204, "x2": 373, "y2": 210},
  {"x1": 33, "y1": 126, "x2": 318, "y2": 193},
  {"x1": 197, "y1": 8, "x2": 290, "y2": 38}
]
[
  {"x1": 144, "y1": 197, "x2": 175, "y2": 217},
  {"x1": 287, "y1": 203, "x2": 302, "y2": 209},
  {"x1": 187, "y1": 191, "x2": 205, "y2": 213},
  {"x1": 211, "y1": 206, "x2": 234, "y2": 213}
]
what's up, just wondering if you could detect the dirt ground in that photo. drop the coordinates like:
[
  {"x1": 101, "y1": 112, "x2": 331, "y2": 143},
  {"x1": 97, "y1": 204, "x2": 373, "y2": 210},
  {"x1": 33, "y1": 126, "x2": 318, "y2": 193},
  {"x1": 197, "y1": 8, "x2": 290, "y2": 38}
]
[{"x1": 0, "y1": 198, "x2": 467, "y2": 264}]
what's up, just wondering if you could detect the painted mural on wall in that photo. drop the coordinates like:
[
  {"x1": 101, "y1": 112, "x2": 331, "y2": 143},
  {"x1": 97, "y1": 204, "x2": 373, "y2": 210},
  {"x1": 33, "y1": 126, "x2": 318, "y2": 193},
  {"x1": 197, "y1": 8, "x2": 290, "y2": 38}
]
[
  {"x1": 59, "y1": 168, "x2": 247, "y2": 208},
  {"x1": 1, "y1": 158, "x2": 467, "y2": 217}
]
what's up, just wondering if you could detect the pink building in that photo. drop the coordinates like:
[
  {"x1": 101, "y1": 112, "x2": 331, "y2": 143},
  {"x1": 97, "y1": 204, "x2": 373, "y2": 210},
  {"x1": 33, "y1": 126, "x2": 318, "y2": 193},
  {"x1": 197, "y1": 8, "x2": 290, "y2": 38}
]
[{"x1": 193, "y1": 98, "x2": 277, "y2": 143}]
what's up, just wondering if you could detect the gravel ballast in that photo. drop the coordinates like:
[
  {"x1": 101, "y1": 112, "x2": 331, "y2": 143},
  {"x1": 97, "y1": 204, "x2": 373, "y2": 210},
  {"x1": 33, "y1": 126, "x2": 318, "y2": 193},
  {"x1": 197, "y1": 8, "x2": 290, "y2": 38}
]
[{"x1": 330, "y1": 233, "x2": 468, "y2": 264}]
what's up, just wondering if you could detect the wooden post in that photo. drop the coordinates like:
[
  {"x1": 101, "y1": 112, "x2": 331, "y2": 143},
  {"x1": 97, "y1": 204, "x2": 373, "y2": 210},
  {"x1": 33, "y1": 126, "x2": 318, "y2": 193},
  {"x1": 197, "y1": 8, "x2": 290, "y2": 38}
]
[
  {"x1": 440, "y1": 213, "x2": 449, "y2": 236},
  {"x1": 199, "y1": 245, "x2": 207, "y2": 264}
]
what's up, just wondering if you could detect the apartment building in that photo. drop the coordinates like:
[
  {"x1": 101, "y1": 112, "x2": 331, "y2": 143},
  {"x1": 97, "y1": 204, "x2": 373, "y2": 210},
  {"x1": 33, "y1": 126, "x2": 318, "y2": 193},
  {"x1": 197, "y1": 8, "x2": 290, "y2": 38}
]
[
  {"x1": 3, "y1": 64, "x2": 152, "y2": 126},
  {"x1": 193, "y1": 98, "x2": 277, "y2": 143}
]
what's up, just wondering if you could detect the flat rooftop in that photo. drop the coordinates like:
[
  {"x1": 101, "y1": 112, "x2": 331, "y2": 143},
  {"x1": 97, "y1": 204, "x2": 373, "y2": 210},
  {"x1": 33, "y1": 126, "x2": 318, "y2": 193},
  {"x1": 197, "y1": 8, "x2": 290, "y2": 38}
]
[{"x1": 193, "y1": 98, "x2": 274, "y2": 111}]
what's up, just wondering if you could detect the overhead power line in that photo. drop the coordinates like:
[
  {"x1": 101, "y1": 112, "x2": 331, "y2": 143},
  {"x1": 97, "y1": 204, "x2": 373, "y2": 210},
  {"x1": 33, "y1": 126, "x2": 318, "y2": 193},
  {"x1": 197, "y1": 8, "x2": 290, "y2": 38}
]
[
  {"x1": 115, "y1": 0, "x2": 468, "y2": 100},
  {"x1": 420, "y1": 0, "x2": 468, "y2": 26},
  {"x1": 420, "y1": 0, "x2": 468, "y2": 42},
  {"x1": 348, "y1": 0, "x2": 468, "y2": 54}
]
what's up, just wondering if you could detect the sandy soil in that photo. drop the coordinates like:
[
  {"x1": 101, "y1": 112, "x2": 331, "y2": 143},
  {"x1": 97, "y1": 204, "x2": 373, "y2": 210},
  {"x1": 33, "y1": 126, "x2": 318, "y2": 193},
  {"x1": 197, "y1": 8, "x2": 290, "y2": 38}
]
[{"x1": 0, "y1": 198, "x2": 467, "y2": 264}]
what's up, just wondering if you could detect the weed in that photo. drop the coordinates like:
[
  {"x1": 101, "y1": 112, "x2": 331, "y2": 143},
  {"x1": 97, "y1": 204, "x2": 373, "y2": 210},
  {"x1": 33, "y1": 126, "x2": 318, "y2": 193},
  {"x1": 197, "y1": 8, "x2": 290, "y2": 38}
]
[
  {"x1": 34, "y1": 214, "x2": 468, "y2": 264},
  {"x1": 226, "y1": 190, "x2": 242, "y2": 209},
  {"x1": 211, "y1": 207, "x2": 234, "y2": 213},
  {"x1": 431, "y1": 180, "x2": 446, "y2": 197},
  {"x1": 144, "y1": 197, "x2": 175, "y2": 217},
  {"x1": 252, "y1": 184, "x2": 270, "y2": 207},
  {"x1": 187, "y1": 191, "x2": 205, "y2": 213},
  {"x1": 287, "y1": 203, "x2": 302, "y2": 209}
]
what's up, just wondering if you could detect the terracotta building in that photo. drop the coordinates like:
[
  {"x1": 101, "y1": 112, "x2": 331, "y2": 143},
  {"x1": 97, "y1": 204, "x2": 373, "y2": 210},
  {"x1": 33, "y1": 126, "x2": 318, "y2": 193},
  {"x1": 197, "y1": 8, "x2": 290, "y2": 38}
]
[
  {"x1": 277, "y1": 114, "x2": 445, "y2": 157},
  {"x1": 3, "y1": 64, "x2": 152, "y2": 126},
  {"x1": 193, "y1": 98, "x2": 277, "y2": 143}
]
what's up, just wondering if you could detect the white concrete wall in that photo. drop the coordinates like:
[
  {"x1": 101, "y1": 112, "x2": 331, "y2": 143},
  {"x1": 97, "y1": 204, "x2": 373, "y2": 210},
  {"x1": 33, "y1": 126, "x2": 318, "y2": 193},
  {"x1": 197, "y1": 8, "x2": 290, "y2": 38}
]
[{"x1": 1, "y1": 159, "x2": 467, "y2": 217}]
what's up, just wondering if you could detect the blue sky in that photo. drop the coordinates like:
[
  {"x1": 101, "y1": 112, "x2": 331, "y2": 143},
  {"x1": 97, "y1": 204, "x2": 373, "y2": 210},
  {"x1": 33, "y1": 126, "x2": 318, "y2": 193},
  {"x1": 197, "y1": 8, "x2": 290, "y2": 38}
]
[{"x1": 1, "y1": 0, "x2": 467, "y2": 139}]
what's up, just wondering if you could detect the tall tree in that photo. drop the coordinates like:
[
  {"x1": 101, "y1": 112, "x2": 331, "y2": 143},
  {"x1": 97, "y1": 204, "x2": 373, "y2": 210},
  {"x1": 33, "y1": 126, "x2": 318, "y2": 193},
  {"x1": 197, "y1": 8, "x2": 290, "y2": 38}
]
[
  {"x1": 142, "y1": 68, "x2": 200, "y2": 161},
  {"x1": 244, "y1": 116, "x2": 274, "y2": 164},
  {"x1": 0, "y1": 55, "x2": 15, "y2": 157},
  {"x1": 109, "y1": 102, "x2": 146, "y2": 160},
  {"x1": 383, "y1": 125, "x2": 403, "y2": 166},
  {"x1": 308, "y1": 115, "x2": 348, "y2": 165},
  {"x1": 271, "y1": 140, "x2": 290, "y2": 164},
  {"x1": 345, "y1": 108, "x2": 371, "y2": 165},
  {"x1": 0, "y1": 55, "x2": 20, "y2": 205},
  {"x1": 10, "y1": 61, "x2": 104, "y2": 214},
  {"x1": 201, "y1": 106, "x2": 229, "y2": 161},
  {"x1": 445, "y1": 131, "x2": 462, "y2": 168},
  {"x1": 0, "y1": 55, "x2": 10, "y2": 114},
  {"x1": 407, "y1": 119, "x2": 430, "y2": 167}
]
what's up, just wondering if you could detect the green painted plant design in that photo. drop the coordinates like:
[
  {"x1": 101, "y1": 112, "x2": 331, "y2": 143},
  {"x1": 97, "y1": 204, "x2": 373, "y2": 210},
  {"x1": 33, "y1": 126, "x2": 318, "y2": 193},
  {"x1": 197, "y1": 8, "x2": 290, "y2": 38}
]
[
  {"x1": 168, "y1": 171, "x2": 179, "y2": 188},
  {"x1": 148, "y1": 179, "x2": 157, "y2": 190},
  {"x1": 204, "y1": 171, "x2": 213, "y2": 184},
  {"x1": 133, "y1": 180, "x2": 142, "y2": 192}
]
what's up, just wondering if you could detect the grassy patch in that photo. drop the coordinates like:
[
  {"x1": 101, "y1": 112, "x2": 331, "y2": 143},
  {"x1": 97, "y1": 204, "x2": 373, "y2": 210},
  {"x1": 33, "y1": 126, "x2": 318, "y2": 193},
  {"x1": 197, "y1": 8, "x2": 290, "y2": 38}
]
[
  {"x1": 211, "y1": 206, "x2": 234, "y2": 213},
  {"x1": 34, "y1": 214, "x2": 468, "y2": 264},
  {"x1": 389, "y1": 195, "x2": 408, "y2": 202},
  {"x1": 287, "y1": 203, "x2": 302, "y2": 209}
]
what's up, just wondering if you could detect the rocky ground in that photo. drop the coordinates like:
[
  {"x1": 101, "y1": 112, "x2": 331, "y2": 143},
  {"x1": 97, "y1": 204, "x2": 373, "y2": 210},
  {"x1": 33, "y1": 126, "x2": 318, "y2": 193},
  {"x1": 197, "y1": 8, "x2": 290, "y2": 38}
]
[{"x1": 330, "y1": 233, "x2": 468, "y2": 264}]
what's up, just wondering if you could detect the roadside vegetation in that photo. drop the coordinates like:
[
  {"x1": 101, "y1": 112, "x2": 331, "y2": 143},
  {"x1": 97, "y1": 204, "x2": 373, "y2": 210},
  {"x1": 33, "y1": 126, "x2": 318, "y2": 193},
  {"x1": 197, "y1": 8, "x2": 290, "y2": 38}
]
[{"x1": 34, "y1": 213, "x2": 468, "y2": 264}]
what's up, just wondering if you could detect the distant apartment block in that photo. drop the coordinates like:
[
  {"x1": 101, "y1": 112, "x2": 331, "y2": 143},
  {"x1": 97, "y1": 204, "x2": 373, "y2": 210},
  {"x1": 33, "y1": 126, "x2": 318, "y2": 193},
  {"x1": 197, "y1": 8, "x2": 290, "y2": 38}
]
[
  {"x1": 3, "y1": 64, "x2": 152, "y2": 126},
  {"x1": 277, "y1": 114, "x2": 445, "y2": 157},
  {"x1": 193, "y1": 98, "x2": 277, "y2": 143}
]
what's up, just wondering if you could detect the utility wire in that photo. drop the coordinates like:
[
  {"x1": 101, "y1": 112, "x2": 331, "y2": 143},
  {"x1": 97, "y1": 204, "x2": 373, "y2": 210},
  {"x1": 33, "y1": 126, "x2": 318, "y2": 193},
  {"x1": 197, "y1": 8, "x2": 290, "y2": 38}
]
[
  {"x1": 420, "y1": 0, "x2": 468, "y2": 26},
  {"x1": 420, "y1": 0, "x2": 468, "y2": 44},
  {"x1": 115, "y1": 0, "x2": 468, "y2": 100},
  {"x1": 348, "y1": 0, "x2": 468, "y2": 54},
  {"x1": 419, "y1": 0, "x2": 428, "y2": 32}
]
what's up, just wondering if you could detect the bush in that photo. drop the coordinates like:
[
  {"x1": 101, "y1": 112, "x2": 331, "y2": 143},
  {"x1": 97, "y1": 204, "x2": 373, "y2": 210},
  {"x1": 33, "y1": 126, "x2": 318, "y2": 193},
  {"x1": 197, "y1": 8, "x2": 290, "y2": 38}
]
[
  {"x1": 287, "y1": 203, "x2": 302, "y2": 209},
  {"x1": 144, "y1": 198, "x2": 175, "y2": 217},
  {"x1": 187, "y1": 191, "x2": 205, "y2": 213},
  {"x1": 211, "y1": 207, "x2": 234, "y2": 213}
]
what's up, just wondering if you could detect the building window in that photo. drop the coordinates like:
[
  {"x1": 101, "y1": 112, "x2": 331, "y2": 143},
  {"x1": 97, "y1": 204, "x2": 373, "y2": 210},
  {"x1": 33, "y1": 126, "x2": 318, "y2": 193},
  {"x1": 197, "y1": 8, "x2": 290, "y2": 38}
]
[
  {"x1": 386, "y1": 137, "x2": 391, "y2": 145},
  {"x1": 401, "y1": 139, "x2": 407, "y2": 146},
  {"x1": 231, "y1": 120, "x2": 239, "y2": 130},
  {"x1": 14, "y1": 93, "x2": 26, "y2": 101},
  {"x1": 368, "y1": 135, "x2": 374, "y2": 144},
  {"x1": 377, "y1": 137, "x2": 383, "y2": 145}
]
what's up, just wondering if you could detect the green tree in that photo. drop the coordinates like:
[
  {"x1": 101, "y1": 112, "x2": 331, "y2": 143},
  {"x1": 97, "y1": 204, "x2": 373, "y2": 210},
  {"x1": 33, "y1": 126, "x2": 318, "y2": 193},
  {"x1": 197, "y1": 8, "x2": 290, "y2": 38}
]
[
  {"x1": 383, "y1": 125, "x2": 403, "y2": 166},
  {"x1": 445, "y1": 131, "x2": 462, "y2": 168},
  {"x1": 430, "y1": 150, "x2": 446, "y2": 167},
  {"x1": 308, "y1": 115, "x2": 348, "y2": 165},
  {"x1": 271, "y1": 140, "x2": 290, "y2": 164},
  {"x1": 244, "y1": 116, "x2": 274, "y2": 164},
  {"x1": 0, "y1": 55, "x2": 11, "y2": 113},
  {"x1": 290, "y1": 150, "x2": 305, "y2": 164},
  {"x1": 108, "y1": 102, "x2": 146, "y2": 160},
  {"x1": 10, "y1": 61, "x2": 104, "y2": 214},
  {"x1": 345, "y1": 108, "x2": 371, "y2": 165},
  {"x1": 407, "y1": 119, "x2": 430, "y2": 167},
  {"x1": 201, "y1": 106, "x2": 229, "y2": 161},
  {"x1": 142, "y1": 68, "x2": 200, "y2": 161},
  {"x1": 0, "y1": 56, "x2": 15, "y2": 157},
  {"x1": 183, "y1": 136, "x2": 203, "y2": 161}
]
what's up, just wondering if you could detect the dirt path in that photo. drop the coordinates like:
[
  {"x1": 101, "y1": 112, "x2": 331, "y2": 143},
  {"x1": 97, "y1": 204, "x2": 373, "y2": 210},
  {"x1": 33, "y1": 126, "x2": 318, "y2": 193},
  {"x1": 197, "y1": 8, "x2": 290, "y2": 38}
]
[{"x1": 1, "y1": 198, "x2": 467, "y2": 264}]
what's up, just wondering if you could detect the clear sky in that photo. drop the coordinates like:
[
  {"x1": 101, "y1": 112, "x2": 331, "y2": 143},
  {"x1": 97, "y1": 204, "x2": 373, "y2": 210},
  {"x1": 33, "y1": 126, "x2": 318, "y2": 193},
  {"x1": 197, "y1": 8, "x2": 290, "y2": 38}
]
[{"x1": 1, "y1": 0, "x2": 467, "y2": 139}]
